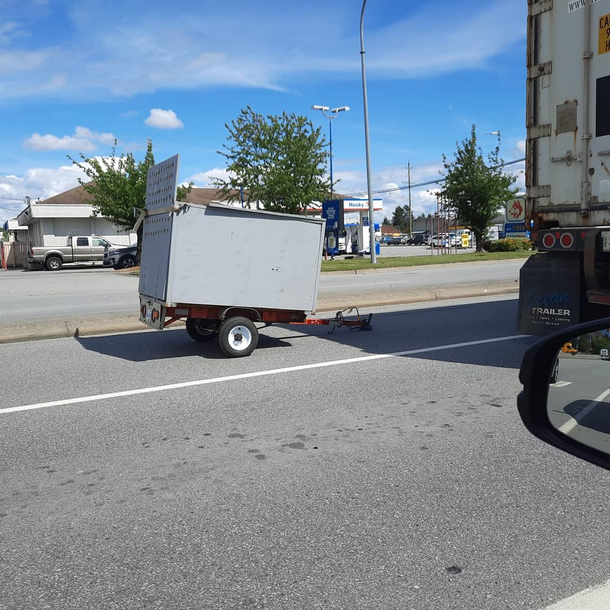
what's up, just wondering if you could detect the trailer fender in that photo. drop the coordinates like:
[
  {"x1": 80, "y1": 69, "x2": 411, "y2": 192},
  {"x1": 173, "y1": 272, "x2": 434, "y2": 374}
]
[{"x1": 217, "y1": 307, "x2": 263, "y2": 323}]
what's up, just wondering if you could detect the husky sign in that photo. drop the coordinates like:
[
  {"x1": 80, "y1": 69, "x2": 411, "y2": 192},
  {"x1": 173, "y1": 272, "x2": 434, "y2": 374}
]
[{"x1": 506, "y1": 197, "x2": 526, "y2": 222}]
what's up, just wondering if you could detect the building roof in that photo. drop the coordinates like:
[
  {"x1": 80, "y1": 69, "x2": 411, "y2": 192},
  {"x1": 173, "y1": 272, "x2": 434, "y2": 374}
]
[
  {"x1": 40, "y1": 184, "x2": 240, "y2": 206},
  {"x1": 40, "y1": 184, "x2": 352, "y2": 208},
  {"x1": 41, "y1": 184, "x2": 95, "y2": 205},
  {"x1": 181, "y1": 188, "x2": 244, "y2": 205},
  {"x1": 381, "y1": 224, "x2": 401, "y2": 234}
]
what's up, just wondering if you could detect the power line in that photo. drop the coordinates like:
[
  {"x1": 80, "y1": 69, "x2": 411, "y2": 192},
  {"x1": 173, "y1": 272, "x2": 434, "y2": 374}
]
[{"x1": 344, "y1": 157, "x2": 526, "y2": 197}]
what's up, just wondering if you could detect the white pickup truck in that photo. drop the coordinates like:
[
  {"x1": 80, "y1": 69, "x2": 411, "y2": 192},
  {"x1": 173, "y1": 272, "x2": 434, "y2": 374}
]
[{"x1": 28, "y1": 235, "x2": 115, "y2": 271}]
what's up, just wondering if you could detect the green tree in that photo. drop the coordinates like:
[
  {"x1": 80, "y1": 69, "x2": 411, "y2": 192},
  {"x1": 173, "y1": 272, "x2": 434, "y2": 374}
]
[
  {"x1": 213, "y1": 106, "x2": 332, "y2": 214},
  {"x1": 382, "y1": 216, "x2": 391, "y2": 226},
  {"x1": 391, "y1": 205, "x2": 411, "y2": 232},
  {"x1": 439, "y1": 125, "x2": 518, "y2": 251},
  {"x1": 69, "y1": 140, "x2": 192, "y2": 261}
]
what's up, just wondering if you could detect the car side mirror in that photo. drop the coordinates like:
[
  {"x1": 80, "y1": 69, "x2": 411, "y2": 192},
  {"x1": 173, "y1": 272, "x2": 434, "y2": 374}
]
[{"x1": 518, "y1": 317, "x2": 610, "y2": 471}]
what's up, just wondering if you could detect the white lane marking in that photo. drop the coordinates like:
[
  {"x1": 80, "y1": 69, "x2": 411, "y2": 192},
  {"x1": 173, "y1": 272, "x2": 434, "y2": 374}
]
[
  {"x1": 558, "y1": 388, "x2": 610, "y2": 435},
  {"x1": 543, "y1": 577, "x2": 610, "y2": 609},
  {"x1": 2, "y1": 334, "x2": 527, "y2": 415},
  {"x1": 551, "y1": 381, "x2": 573, "y2": 388}
]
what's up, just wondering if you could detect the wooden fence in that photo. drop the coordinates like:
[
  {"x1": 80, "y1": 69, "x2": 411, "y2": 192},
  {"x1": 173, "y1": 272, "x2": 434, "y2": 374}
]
[{"x1": 1, "y1": 242, "x2": 29, "y2": 270}]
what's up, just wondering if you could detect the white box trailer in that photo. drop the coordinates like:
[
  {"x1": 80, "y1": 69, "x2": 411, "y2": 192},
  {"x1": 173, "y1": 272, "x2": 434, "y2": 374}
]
[
  {"x1": 518, "y1": 0, "x2": 610, "y2": 334},
  {"x1": 139, "y1": 202, "x2": 327, "y2": 312},
  {"x1": 138, "y1": 155, "x2": 372, "y2": 357}
]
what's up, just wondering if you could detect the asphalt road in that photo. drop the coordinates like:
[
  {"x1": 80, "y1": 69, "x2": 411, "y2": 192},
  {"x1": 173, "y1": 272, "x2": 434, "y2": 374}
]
[
  {"x1": 3, "y1": 295, "x2": 610, "y2": 610},
  {"x1": 549, "y1": 356, "x2": 610, "y2": 454},
  {"x1": 0, "y1": 259, "x2": 524, "y2": 321}
]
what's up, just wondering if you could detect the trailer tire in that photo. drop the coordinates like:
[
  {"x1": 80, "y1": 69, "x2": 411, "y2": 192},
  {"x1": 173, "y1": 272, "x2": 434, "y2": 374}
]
[
  {"x1": 186, "y1": 318, "x2": 218, "y2": 342},
  {"x1": 218, "y1": 317, "x2": 258, "y2": 358},
  {"x1": 45, "y1": 256, "x2": 63, "y2": 271}
]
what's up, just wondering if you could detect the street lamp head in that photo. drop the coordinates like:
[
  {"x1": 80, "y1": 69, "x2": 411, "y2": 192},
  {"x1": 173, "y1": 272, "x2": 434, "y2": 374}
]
[
  {"x1": 490, "y1": 130, "x2": 501, "y2": 136},
  {"x1": 331, "y1": 106, "x2": 350, "y2": 113},
  {"x1": 311, "y1": 105, "x2": 330, "y2": 111}
]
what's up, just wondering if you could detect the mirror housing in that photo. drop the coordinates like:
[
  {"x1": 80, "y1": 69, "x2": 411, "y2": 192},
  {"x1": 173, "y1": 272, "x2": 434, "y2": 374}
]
[{"x1": 518, "y1": 317, "x2": 610, "y2": 471}]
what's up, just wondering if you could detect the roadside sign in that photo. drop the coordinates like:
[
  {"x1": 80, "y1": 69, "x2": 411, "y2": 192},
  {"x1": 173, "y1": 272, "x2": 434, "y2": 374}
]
[
  {"x1": 322, "y1": 200, "x2": 343, "y2": 256},
  {"x1": 506, "y1": 197, "x2": 526, "y2": 222},
  {"x1": 600, "y1": 13, "x2": 610, "y2": 55},
  {"x1": 461, "y1": 233, "x2": 469, "y2": 248},
  {"x1": 505, "y1": 222, "x2": 528, "y2": 237},
  {"x1": 322, "y1": 200, "x2": 343, "y2": 231}
]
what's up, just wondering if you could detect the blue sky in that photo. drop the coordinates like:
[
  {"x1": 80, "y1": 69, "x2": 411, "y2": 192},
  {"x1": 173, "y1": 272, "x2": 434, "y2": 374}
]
[{"x1": 0, "y1": 0, "x2": 527, "y2": 224}]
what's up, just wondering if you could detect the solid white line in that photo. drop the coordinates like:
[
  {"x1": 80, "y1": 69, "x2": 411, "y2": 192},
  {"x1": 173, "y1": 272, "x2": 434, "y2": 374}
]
[
  {"x1": 543, "y1": 577, "x2": 610, "y2": 610},
  {"x1": 558, "y1": 388, "x2": 610, "y2": 435},
  {"x1": 550, "y1": 381, "x2": 573, "y2": 388},
  {"x1": 1, "y1": 334, "x2": 526, "y2": 415}
]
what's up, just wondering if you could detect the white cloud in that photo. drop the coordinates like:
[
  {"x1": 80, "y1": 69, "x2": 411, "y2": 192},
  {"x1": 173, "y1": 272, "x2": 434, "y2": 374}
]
[
  {"x1": 0, "y1": 0, "x2": 524, "y2": 100},
  {"x1": 0, "y1": 49, "x2": 50, "y2": 75},
  {"x1": 23, "y1": 126, "x2": 116, "y2": 151},
  {"x1": 145, "y1": 109, "x2": 184, "y2": 129},
  {"x1": 0, "y1": 162, "x2": 89, "y2": 223},
  {"x1": 189, "y1": 167, "x2": 234, "y2": 186},
  {"x1": 334, "y1": 162, "x2": 446, "y2": 221}
]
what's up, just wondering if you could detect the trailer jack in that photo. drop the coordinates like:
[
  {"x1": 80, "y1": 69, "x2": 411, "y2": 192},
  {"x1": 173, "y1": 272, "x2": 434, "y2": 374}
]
[{"x1": 328, "y1": 307, "x2": 373, "y2": 334}]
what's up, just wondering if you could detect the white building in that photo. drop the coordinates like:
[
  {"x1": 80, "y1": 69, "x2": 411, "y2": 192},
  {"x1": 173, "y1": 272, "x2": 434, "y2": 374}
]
[
  {"x1": 2, "y1": 218, "x2": 29, "y2": 243},
  {"x1": 16, "y1": 185, "x2": 137, "y2": 247}
]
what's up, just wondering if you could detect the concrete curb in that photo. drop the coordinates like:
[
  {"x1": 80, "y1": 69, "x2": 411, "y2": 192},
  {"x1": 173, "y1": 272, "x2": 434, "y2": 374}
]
[
  {"x1": 0, "y1": 282, "x2": 518, "y2": 345},
  {"x1": 320, "y1": 258, "x2": 529, "y2": 276},
  {"x1": 315, "y1": 283, "x2": 518, "y2": 312}
]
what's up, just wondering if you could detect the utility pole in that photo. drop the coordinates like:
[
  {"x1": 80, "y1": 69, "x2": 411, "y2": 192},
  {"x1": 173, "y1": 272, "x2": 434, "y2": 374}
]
[
  {"x1": 407, "y1": 162, "x2": 413, "y2": 237},
  {"x1": 360, "y1": 0, "x2": 377, "y2": 264}
]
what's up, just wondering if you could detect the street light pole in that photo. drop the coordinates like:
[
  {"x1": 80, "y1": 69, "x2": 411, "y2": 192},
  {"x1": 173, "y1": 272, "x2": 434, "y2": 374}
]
[
  {"x1": 329, "y1": 117, "x2": 334, "y2": 199},
  {"x1": 407, "y1": 161, "x2": 413, "y2": 237},
  {"x1": 311, "y1": 105, "x2": 350, "y2": 201},
  {"x1": 360, "y1": 0, "x2": 377, "y2": 264}
]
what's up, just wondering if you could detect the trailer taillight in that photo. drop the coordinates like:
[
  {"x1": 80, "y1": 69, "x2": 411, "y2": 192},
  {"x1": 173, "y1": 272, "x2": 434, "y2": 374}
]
[
  {"x1": 560, "y1": 232, "x2": 574, "y2": 249},
  {"x1": 542, "y1": 233, "x2": 556, "y2": 249},
  {"x1": 539, "y1": 230, "x2": 577, "y2": 252}
]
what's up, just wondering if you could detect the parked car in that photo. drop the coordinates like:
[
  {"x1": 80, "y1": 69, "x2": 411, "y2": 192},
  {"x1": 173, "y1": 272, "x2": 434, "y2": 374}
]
[
  {"x1": 103, "y1": 243, "x2": 137, "y2": 269},
  {"x1": 387, "y1": 235, "x2": 407, "y2": 245},
  {"x1": 407, "y1": 233, "x2": 426, "y2": 245},
  {"x1": 431, "y1": 233, "x2": 459, "y2": 248},
  {"x1": 601, "y1": 348, "x2": 609, "y2": 360},
  {"x1": 28, "y1": 235, "x2": 115, "y2": 271}
]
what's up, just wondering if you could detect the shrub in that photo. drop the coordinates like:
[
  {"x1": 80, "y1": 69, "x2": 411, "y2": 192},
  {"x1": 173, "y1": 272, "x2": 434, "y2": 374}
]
[{"x1": 489, "y1": 237, "x2": 533, "y2": 252}]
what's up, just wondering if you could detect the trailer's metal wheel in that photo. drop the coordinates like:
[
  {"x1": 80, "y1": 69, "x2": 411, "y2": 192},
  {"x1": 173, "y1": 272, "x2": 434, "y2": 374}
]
[
  {"x1": 218, "y1": 317, "x2": 259, "y2": 358},
  {"x1": 186, "y1": 318, "x2": 218, "y2": 342}
]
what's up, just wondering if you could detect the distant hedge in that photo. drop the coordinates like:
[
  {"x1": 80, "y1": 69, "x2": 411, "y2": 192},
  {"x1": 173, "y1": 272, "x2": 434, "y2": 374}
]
[{"x1": 489, "y1": 237, "x2": 533, "y2": 252}]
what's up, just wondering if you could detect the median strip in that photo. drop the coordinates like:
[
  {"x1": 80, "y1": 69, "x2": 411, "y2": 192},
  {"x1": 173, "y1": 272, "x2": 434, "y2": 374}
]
[{"x1": 321, "y1": 251, "x2": 533, "y2": 272}]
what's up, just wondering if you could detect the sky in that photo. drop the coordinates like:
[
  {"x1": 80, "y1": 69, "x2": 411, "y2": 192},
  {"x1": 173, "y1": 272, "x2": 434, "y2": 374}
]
[{"x1": 0, "y1": 0, "x2": 527, "y2": 225}]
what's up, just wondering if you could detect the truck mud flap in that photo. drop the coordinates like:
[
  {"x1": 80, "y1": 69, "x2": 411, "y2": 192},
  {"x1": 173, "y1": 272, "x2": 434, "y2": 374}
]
[{"x1": 517, "y1": 254, "x2": 581, "y2": 335}]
